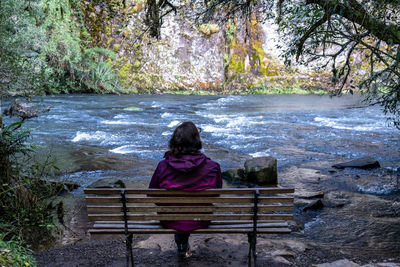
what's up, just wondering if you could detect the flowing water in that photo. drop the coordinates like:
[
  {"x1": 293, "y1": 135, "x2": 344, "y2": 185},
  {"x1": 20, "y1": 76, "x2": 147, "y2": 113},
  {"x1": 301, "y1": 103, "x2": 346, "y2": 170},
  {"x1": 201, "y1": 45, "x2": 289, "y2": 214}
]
[{"x1": 3, "y1": 94, "x2": 400, "y2": 257}]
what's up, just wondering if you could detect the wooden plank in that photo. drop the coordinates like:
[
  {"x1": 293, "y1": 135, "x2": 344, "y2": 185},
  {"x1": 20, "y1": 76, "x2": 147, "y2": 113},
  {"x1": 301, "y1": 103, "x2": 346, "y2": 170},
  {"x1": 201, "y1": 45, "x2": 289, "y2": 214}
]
[
  {"x1": 86, "y1": 204, "x2": 293, "y2": 213},
  {"x1": 85, "y1": 196, "x2": 294, "y2": 204},
  {"x1": 89, "y1": 228, "x2": 291, "y2": 234},
  {"x1": 93, "y1": 222, "x2": 289, "y2": 229},
  {"x1": 92, "y1": 220, "x2": 288, "y2": 225},
  {"x1": 84, "y1": 188, "x2": 294, "y2": 195},
  {"x1": 88, "y1": 214, "x2": 293, "y2": 221}
]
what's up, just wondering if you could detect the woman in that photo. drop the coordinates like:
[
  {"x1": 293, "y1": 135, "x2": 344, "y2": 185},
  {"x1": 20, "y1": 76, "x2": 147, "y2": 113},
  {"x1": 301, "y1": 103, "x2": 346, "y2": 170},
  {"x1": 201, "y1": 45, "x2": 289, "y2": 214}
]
[{"x1": 149, "y1": 121, "x2": 222, "y2": 257}]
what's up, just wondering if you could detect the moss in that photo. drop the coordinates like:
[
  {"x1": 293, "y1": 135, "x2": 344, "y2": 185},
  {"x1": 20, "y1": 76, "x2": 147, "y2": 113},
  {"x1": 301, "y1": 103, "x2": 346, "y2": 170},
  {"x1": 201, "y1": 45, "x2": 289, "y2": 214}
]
[
  {"x1": 229, "y1": 54, "x2": 245, "y2": 73},
  {"x1": 248, "y1": 84, "x2": 328, "y2": 95},
  {"x1": 198, "y1": 23, "x2": 220, "y2": 36},
  {"x1": 133, "y1": 60, "x2": 140, "y2": 69},
  {"x1": 118, "y1": 63, "x2": 132, "y2": 80},
  {"x1": 113, "y1": 43, "x2": 121, "y2": 51}
]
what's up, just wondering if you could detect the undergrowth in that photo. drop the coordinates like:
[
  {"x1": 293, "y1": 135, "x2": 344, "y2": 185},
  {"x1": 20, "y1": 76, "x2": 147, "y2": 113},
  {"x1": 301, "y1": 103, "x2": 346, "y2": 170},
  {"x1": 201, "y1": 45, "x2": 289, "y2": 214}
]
[
  {"x1": 0, "y1": 239, "x2": 36, "y2": 267},
  {"x1": 0, "y1": 121, "x2": 63, "y2": 265}
]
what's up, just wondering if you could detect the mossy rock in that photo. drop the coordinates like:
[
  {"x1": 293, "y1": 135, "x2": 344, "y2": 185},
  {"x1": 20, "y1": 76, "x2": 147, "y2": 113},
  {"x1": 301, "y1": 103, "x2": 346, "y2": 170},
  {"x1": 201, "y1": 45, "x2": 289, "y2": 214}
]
[
  {"x1": 222, "y1": 168, "x2": 246, "y2": 181},
  {"x1": 124, "y1": 106, "x2": 143, "y2": 111},
  {"x1": 87, "y1": 178, "x2": 126, "y2": 188},
  {"x1": 198, "y1": 23, "x2": 220, "y2": 36},
  {"x1": 244, "y1": 157, "x2": 278, "y2": 185}
]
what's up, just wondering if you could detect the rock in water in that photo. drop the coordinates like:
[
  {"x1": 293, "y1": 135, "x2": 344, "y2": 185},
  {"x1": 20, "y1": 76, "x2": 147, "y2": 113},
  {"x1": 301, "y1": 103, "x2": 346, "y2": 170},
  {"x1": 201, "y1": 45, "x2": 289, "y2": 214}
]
[
  {"x1": 46, "y1": 180, "x2": 79, "y2": 193},
  {"x1": 222, "y1": 168, "x2": 244, "y2": 181},
  {"x1": 244, "y1": 157, "x2": 278, "y2": 185},
  {"x1": 87, "y1": 178, "x2": 126, "y2": 188},
  {"x1": 332, "y1": 156, "x2": 381, "y2": 169},
  {"x1": 303, "y1": 199, "x2": 324, "y2": 211},
  {"x1": 313, "y1": 259, "x2": 360, "y2": 267}
]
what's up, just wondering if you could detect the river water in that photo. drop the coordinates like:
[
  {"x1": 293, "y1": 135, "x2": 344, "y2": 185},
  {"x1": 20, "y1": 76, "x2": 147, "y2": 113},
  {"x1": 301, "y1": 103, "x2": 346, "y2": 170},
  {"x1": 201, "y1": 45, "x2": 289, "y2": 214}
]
[{"x1": 3, "y1": 94, "x2": 400, "y2": 258}]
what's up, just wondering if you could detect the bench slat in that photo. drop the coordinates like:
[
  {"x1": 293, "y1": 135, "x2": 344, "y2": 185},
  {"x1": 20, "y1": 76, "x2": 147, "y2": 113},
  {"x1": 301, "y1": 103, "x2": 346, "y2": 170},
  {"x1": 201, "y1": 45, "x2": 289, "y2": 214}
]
[
  {"x1": 93, "y1": 220, "x2": 288, "y2": 225},
  {"x1": 88, "y1": 214, "x2": 293, "y2": 221},
  {"x1": 84, "y1": 188, "x2": 295, "y2": 195},
  {"x1": 88, "y1": 228, "x2": 291, "y2": 234},
  {"x1": 86, "y1": 204, "x2": 294, "y2": 213},
  {"x1": 85, "y1": 196, "x2": 294, "y2": 204},
  {"x1": 93, "y1": 222, "x2": 288, "y2": 229}
]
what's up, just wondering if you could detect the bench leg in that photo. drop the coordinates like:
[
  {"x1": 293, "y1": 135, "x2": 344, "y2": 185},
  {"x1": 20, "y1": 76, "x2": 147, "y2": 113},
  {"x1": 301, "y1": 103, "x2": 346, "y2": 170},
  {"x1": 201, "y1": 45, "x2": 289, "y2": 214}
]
[
  {"x1": 126, "y1": 233, "x2": 134, "y2": 267},
  {"x1": 247, "y1": 233, "x2": 257, "y2": 267}
]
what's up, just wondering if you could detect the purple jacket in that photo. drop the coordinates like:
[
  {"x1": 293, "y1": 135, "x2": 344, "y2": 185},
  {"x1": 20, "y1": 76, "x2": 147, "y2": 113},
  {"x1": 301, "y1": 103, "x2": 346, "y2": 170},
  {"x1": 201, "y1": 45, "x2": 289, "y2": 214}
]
[{"x1": 149, "y1": 151, "x2": 222, "y2": 232}]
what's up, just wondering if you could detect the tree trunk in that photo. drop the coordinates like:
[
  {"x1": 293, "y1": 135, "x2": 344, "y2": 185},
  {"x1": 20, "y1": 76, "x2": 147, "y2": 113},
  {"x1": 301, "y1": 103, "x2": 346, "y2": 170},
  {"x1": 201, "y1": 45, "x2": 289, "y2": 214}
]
[
  {"x1": 146, "y1": 0, "x2": 161, "y2": 38},
  {"x1": 0, "y1": 97, "x2": 3, "y2": 132}
]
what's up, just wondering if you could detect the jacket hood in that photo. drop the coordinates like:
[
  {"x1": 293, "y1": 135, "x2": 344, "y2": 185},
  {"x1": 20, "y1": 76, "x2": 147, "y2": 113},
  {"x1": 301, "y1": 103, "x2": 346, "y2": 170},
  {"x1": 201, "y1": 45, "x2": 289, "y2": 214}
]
[{"x1": 164, "y1": 151, "x2": 207, "y2": 172}]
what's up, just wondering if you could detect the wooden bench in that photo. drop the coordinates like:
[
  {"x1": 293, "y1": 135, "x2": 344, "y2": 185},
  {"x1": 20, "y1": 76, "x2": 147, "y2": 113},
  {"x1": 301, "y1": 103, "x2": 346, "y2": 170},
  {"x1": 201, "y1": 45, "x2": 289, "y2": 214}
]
[{"x1": 84, "y1": 187, "x2": 295, "y2": 267}]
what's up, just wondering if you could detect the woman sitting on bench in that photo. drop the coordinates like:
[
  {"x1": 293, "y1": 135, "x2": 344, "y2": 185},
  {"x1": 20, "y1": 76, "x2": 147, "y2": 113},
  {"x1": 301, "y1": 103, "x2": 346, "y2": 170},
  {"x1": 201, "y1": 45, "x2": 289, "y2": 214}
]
[{"x1": 149, "y1": 121, "x2": 222, "y2": 258}]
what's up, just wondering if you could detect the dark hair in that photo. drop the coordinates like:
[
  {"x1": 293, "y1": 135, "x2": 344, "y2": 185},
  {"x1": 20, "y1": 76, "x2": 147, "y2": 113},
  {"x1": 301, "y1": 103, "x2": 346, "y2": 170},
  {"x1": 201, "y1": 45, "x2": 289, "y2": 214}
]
[{"x1": 169, "y1": 121, "x2": 202, "y2": 155}]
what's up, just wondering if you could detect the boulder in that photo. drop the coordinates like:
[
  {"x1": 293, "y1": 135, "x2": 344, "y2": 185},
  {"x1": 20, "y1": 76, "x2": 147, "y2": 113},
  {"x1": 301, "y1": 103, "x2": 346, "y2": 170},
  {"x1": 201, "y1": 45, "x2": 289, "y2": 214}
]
[
  {"x1": 332, "y1": 156, "x2": 380, "y2": 169},
  {"x1": 42, "y1": 180, "x2": 79, "y2": 194},
  {"x1": 222, "y1": 168, "x2": 245, "y2": 181},
  {"x1": 296, "y1": 191, "x2": 324, "y2": 199},
  {"x1": 87, "y1": 178, "x2": 126, "y2": 188},
  {"x1": 51, "y1": 180, "x2": 79, "y2": 191},
  {"x1": 243, "y1": 157, "x2": 278, "y2": 185},
  {"x1": 303, "y1": 199, "x2": 324, "y2": 211},
  {"x1": 313, "y1": 259, "x2": 360, "y2": 267}
]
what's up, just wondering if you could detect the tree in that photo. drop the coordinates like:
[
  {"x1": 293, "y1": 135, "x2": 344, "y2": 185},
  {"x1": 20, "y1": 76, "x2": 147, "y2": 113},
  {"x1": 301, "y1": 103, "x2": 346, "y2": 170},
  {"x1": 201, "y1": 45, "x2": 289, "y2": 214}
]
[
  {"x1": 0, "y1": 0, "x2": 44, "y2": 131},
  {"x1": 193, "y1": 0, "x2": 400, "y2": 127},
  {"x1": 145, "y1": 0, "x2": 177, "y2": 38}
]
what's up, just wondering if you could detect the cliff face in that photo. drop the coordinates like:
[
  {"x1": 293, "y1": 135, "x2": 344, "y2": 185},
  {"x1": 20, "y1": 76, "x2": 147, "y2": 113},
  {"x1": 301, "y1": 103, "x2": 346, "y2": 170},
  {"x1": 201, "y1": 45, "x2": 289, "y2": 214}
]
[{"x1": 82, "y1": 0, "x2": 285, "y2": 92}]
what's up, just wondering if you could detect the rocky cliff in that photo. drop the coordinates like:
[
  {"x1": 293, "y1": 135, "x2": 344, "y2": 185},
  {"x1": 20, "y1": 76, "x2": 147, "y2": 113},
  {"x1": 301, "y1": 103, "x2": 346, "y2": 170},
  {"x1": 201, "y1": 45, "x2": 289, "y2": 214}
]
[{"x1": 81, "y1": 0, "x2": 300, "y2": 92}]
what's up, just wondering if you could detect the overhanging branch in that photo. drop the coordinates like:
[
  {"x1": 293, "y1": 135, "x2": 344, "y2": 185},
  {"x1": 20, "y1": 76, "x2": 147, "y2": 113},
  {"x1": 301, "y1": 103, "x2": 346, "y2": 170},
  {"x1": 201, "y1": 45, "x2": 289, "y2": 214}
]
[
  {"x1": 296, "y1": 12, "x2": 330, "y2": 61},
  {"x1": 306, "y1": 0, "x2": 400, "y2": 45}
]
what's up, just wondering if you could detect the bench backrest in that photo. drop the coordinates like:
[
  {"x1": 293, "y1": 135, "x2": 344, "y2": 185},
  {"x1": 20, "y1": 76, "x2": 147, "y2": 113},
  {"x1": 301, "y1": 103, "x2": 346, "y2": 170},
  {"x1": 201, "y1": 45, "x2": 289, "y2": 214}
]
[{"x1": 84, "y1": 188, "x2": 294, "y2": 224}]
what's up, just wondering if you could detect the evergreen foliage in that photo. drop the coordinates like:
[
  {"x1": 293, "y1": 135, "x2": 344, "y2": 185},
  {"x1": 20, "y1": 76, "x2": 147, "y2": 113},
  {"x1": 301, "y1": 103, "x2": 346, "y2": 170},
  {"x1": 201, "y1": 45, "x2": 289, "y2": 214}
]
[
  {"x1": 0, "y1": 0, "x2": 45, "y2": 96},
  {"x1": 0, "y1": 122, "x2": 61, "y2": 249},
  {"x1": 39, "y1": 0, "x2": 121, "y2": 94},
  {"x1": 0, "y1": 0, "x2": 121, "y2": 96}
]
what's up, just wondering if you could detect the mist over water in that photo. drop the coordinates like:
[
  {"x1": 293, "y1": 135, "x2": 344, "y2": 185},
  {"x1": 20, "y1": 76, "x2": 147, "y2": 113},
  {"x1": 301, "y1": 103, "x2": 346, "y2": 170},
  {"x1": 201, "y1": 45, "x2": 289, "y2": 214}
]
[{"x1": 5, "y1": 94, "x2": 397, "y2": 166}]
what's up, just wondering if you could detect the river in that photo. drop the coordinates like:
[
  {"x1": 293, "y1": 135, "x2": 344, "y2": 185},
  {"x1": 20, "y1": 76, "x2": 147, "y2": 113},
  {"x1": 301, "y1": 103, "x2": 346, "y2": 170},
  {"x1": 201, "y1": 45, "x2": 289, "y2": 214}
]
[{"x1": 2, "y1": 94, "x2": 400, "y2": 259}]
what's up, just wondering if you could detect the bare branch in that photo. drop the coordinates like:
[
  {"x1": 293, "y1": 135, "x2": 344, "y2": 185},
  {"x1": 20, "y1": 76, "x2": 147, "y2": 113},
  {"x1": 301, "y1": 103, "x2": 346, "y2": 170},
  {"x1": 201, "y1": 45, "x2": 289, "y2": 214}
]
[{"x1": 296, "y1": 12, "x2": 330, "y2": 61}]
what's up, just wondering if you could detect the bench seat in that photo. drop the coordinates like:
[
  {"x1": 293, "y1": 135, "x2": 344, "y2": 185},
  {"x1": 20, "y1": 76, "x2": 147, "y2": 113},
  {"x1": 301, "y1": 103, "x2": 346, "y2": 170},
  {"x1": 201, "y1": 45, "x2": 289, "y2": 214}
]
[{"x1": 84, "y1": 187, "x2": 294, "y2": 266}]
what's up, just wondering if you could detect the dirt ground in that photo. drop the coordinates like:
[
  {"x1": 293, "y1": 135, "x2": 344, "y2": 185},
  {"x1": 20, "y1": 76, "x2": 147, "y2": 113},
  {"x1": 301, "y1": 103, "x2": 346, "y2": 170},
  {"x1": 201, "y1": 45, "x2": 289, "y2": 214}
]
[{"x1": 34, "y1": 232, "x2": 400, "y2": 267}]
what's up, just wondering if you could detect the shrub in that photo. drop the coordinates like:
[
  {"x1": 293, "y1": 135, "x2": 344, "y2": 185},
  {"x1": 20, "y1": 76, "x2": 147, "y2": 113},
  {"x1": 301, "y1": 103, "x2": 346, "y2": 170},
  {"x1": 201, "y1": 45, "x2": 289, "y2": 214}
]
[
  {"x1": 0, "y1": 239, "x2": 37, "y2": 267},
  {"x1": 0, "y1": 122, "x2": 61, "y2": 249}
]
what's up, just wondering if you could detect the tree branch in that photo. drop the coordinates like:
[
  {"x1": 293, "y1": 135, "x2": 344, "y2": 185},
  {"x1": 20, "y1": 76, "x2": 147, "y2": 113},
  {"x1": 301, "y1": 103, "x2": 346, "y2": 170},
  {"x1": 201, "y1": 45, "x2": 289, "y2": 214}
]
[
  {"x1": 306, "y1": 0, "x2": 400, "y2": 45},
  {"x1": 296, "y1": 12, "x2": 330, "y2": 61}
]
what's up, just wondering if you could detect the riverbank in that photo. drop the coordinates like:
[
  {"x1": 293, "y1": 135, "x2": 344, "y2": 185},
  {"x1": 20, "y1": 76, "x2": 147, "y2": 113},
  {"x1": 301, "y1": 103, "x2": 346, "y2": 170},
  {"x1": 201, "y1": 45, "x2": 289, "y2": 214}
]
[
  {"x1": 34, "y1": 163, "x2": 400, "y2": 267},
  {"x1": 3, "y1": 80, "x2": 332, "y2": 97}
]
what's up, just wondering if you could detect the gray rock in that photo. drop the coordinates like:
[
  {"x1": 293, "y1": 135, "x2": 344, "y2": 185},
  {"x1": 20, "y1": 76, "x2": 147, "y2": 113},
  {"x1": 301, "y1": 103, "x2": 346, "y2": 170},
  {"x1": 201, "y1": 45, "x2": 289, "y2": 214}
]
[
  {"x1": 314, "y1": 259, "x2": 360, "y2": 267},
  {"x1": 45, "y1": 180, "x2": 79, "y2": 193},
  {"x1": 297, "y1": 191, "x2": 325, "y2": 199},
  {"x1": 87, "y1": 178, "x2": 126, "y2": 188},
  {"x1": 362, "y1": 263, "x2": 400, "y2": 267},
  {"x1": 243, "y1": 157, "x2": 278, "y2": 185},
  {"x1": 222, "y1": 168, "x2": 244, "y2": 181},
  {"x1": 332, "y1": 156, "x2": 381, "y2": 169},
  {"x1": 303, "y1": 199, "x2": 324, "y2": 211}
]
